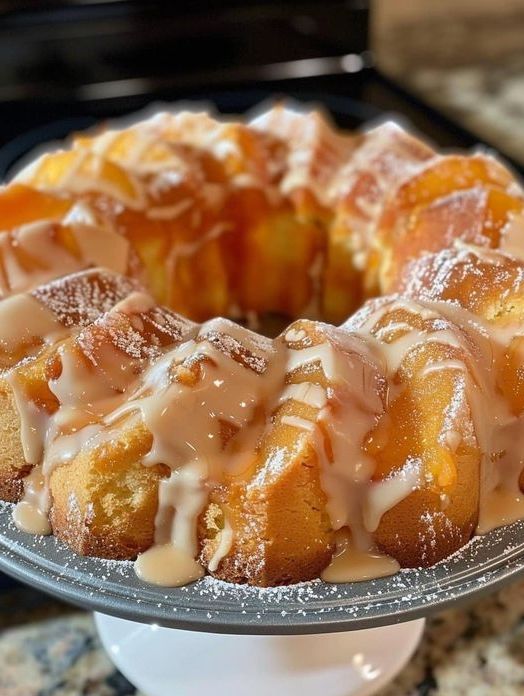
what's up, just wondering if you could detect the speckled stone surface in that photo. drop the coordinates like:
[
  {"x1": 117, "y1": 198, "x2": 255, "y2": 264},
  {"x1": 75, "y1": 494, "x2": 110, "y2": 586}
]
[
  {"x1": 0, "y1": 585, "x2": 142, "y2": 696},
  {"x1": 1, "y1": 581, "x2": 524, "y2": 695}
]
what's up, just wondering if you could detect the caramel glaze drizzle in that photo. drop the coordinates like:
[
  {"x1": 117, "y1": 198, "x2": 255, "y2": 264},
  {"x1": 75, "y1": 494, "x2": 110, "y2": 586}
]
[{"x1": 9, "y1": 288, "x2": 524, "y2": 587}]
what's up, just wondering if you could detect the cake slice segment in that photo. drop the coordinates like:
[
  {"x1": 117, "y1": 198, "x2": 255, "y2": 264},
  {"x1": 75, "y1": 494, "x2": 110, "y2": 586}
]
[
  {"x1": 47, "y1": 318, "x2": 276, "y2": 565},
  {"x1": 0, "y1": 268, "x2": 140, "y2": 501}
]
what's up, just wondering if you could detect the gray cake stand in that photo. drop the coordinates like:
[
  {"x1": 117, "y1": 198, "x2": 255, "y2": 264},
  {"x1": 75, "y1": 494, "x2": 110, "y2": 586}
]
[{"x1": 1, "y1": 501, "x2": 523, "y2": 696}]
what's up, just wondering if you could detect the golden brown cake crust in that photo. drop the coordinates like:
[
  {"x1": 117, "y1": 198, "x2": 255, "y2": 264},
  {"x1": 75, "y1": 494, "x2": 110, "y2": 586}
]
[
  {"x1": 49, "y1": 421, "x2": 167, "y2": 560},
  {"x1": 0, "y1": 386, "x2": 31, "y2": 502}
]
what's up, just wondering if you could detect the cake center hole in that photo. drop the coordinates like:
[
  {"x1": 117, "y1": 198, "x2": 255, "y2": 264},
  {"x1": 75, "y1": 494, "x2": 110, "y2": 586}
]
[{"x1": 233, "y1": 312, "x2": 292, "y2": 338}]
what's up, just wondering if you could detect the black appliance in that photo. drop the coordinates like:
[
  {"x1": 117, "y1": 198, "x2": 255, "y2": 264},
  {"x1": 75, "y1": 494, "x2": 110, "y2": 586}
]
[{"x1": 0, "y1": 0, "x2": 515, "y2": 178}]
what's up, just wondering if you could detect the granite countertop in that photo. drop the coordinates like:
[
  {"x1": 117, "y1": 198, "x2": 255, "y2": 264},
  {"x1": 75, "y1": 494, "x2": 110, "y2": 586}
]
[{"x1": 1, "y1": 579, "x2": 524, "y2": 695}]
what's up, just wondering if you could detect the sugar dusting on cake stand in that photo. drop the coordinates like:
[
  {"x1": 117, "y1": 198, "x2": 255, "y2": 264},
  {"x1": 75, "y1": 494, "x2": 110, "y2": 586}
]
[{"x1": 95, "y1": 611, "x2": 425, "y2": 696}]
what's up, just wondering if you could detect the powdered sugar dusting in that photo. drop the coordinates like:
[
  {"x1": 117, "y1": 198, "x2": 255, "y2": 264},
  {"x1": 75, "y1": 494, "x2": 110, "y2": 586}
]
[{"x1": 32, "y1": 268, "x2": 140, "y2": 328}]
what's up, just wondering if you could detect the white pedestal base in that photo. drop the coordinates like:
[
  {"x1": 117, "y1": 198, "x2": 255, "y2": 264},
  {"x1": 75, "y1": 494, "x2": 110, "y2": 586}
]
[{"x1": 95, "y1": 612, "x2": 425, "y2": 696}]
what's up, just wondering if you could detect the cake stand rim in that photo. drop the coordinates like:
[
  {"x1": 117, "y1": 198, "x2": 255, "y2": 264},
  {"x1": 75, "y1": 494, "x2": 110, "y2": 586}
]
[{"x1": 1, "y1": 515, "x2": 524, "y2": 635}]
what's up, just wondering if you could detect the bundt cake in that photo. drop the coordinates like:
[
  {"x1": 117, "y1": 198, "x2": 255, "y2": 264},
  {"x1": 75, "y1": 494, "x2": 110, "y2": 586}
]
[{"x1": 1, "y1": 105, "x2": 524, "y2": 588}]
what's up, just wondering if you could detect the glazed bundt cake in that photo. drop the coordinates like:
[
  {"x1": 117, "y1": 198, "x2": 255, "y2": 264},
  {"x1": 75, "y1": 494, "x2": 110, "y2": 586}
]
[{"x1": 1, "y1": 105, "x2": 524, "y2": 588}]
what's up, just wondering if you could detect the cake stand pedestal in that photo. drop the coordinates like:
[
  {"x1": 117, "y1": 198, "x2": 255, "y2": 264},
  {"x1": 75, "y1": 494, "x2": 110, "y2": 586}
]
[{"x1": 95, "y1": 612, "x2": 425, "y2": 696}]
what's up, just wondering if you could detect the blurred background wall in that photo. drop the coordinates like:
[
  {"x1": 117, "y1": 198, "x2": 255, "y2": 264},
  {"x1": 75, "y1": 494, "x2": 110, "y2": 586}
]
[{"x1": 373, "y1": 0, "x2": 524, "y2": 163}]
